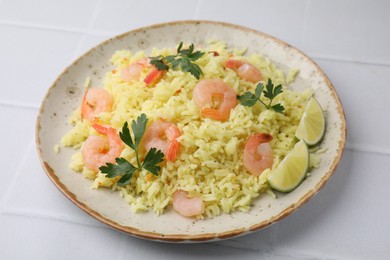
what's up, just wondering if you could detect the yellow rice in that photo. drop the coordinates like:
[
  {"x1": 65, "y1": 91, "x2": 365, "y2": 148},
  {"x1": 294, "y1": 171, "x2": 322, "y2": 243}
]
[{"x1": 60, "y1": 41, "x2": 314, "y2": 218}]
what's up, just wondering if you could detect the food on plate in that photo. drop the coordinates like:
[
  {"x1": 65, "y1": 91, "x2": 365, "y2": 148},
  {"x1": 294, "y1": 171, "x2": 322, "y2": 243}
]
[
  {"x1": 192, "y1": 79, "x2": 237, "y2": 121},
  {"x1": 295, "y1": 97, "x2": 326, "y2": 146},
  {"x1": 242, "y1": 133, "x2": 273, "y2": 176},
  {"x1": 267, "y1": 140, "x2": 309, "y2": 192},
  {"x1": 59, "y1": 41, "x2": 325, "y2": 218}
]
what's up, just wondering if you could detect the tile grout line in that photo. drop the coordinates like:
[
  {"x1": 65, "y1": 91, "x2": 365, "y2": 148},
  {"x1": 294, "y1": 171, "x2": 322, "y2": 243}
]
[
  {"x1": 312, "y1": 54, "x2": 390, "y2": 67},
  {"x1": 345, "y1": 144, "x2": 390, "y2": 156},
  {"x1": 0, "y1": 19, "x2": 86, "y2": 34},
  {"x1": 86, "y1": 0, "x2": 103, "y2": 30},
  {"x1": 1, "y1": 15, "x2": 390, "y2": 67},
  {"x1": 0, "y1": 140, "x2": 35, "y2": 213},
  {"x1": 0, "y1": 19, "x2": 113, "y2": 37},
  {"x1": 300, "y1": 0, "x2": 311, "y2": 50},
  {"x1": 0, "y1": 101, "x2": 40, "y2": 110},
  {"x1": 69, "y1": 0, "x2": 105, "y2": 62},
  {"x1": 193, "y1": 0, "x2": 204, "y2": 19},
  {"x1": 2, "y1": 208, "x2": 104, "y2": 229}
]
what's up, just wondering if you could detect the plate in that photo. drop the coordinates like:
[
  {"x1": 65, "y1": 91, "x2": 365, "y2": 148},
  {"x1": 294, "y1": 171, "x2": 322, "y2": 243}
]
[{"x1": 36, "y1": 20, "x2": 346, "y2": 242}]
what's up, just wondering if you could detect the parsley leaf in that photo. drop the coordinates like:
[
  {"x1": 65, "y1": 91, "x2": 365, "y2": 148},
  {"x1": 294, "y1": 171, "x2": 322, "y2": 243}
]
[
  {"x1": 117, "y1": 173, "x2": 134, "y2": 186},
  {"x1": 149, "y1": 56, "x2": 169, "y2": 71},
  {"x1": 131, "y1": 113, "x2": 147, "y2": 149},
  {"x1": 237, "y1": 91, "x2": 258, "y2": 107},
  {"x1": 271, "y1": 103, "x2": 285, "y2": 113},
  {"x1": 149, "y1": 42, "x2": 205, "y2": 79},
  {"x1": 99, "y1": 114, "x2": 164, "y2": 186},
  {"x1": 119, "y1": 122, "x2": 134, "y2": 149},
  {"x1": 142, "y1": 147, "x2": 164, "y2": 175},
  {"x1": 264, "y1": 79, "x2": 283, "y2": 100},
  {"x1": 237, "y1": 79, "x2": 285, "y2": 113},
  {"x1": 100, "y1": 158, "x2": 137, "y2": 178}
]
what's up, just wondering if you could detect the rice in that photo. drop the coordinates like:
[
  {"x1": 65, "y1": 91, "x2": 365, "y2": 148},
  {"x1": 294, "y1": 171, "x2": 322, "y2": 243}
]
[{"x1": 60, "y1": 41, "x2": 314, "y2": 218}]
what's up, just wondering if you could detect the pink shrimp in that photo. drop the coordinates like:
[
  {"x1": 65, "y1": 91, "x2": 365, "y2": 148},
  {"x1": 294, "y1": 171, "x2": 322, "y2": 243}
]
[
  {"x1": 225, "y1": 59, "x2": 264, "y2": 83},
  {"x1": 121, "y1": 58, "x2": 164, "y2": 85},
  {"x1": 142, "y1": 120, "x2": 181, "y2": 162},
  {"x1": 173, "y1": 190, "x2": 204, "y2": 217},
  {"x1": 120, "y1": 62, "x2": 144, "y2": 82},
  {"x1": 82, "y1": 124, "x2": 124, "y2": 172},
  {"x1": 81, "y1": 88, "x2": 113, "y2": 121},
  {"x1": 193, "y1": 79, "x2": 238, "y2": 121},
  {"x1": 243, "y1": 133, "x2": 274, "y2": 176}
]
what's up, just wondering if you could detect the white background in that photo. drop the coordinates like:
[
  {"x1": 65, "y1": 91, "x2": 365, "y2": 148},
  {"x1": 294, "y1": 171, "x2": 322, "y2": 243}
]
[{"x1": 1, "y1": 0, "x2": 389, "y2": 259}]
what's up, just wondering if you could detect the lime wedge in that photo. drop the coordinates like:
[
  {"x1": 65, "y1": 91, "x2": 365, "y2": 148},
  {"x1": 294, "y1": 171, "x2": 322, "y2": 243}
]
[
  {"x1": 295, "y1": 97, "x2": 325, "y2": 146},
  {"x1": 268, "y1": 140, "x2": 309, "y2": 192}
]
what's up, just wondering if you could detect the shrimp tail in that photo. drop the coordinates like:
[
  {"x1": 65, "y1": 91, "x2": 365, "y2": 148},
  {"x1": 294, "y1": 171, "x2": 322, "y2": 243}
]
[
  {"x1": 255, "y1": 133, "x2": 273, "y2": 143},
  {"x1": 92, "y1": 123, "x2": 109, "y2": 135},
  {"x1": 92, "y1": 124, "x2": 123, "y2": 147},
  {"x1": 144, "y1": 68, "x2": 164, "y2": 85},
  {"x1": 165, "y1": 125, "x2": 181, "y2": 161},
  {"x1": 246, "y1": 133, "x2": 273, "y2": 151},
  {"x1": 201, "y1": 108, "x2": 228, "y2": 121},
  {"x1": 166, "y1": 140, "x2": 179, "y2": 161},
  {"x1": 225, "y1": 59, "x2": 245, "y2": 69}
]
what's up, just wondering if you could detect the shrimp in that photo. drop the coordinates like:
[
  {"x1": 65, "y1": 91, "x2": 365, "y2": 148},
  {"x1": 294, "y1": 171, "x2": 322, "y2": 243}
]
[
  {"x1": 81, "y1": 88, "x2": 113, "y2": 121},
  {"x1": 225, "y1": 59, "x2": 264, "y2": 83},
  {"x1": 143, "y1": 68, "x2": 164, "y2": 85},
  {"x1": 193, "y1": 79, "x2": 238, "y2": 121},
  {"x1": 243, "y1": 133, "x2": 274, "y2": 176},
  {"x1": 121, "y1": 58, "x2": 164, "y2": 85},
  {"x1": 142, "y1": 120, "x2": 181, "y2": 161},
  {"x1": 120, "y1": 62, "x2": 144, "y2": 82},
  {"x1": 82, "y1": 124, "x2": 124, "y2": 172},
  {"x1": 173, "y1": 190, "x2": 204, "y2": 217}
]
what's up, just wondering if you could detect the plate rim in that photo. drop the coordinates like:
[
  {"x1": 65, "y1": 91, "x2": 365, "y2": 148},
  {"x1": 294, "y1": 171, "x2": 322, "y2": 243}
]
[{"x1": 35, "y1": 19, "x2": 347, "y2": 242}]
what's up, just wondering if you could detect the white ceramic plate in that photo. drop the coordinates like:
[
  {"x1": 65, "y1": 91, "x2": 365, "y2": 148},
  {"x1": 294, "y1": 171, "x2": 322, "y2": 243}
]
[{"x1": 36, "y1": 20, "x2": 346, "y2": 242}]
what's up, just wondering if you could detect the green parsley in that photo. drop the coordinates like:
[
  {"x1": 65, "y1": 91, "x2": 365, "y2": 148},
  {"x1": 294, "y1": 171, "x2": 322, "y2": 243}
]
[
  {"x1": 99, "y1": 114, "x2": 164, "y2": 186},
  {"x1": 237, "y1": 79, "x2": 285, "y2": 113},
  {"x1": 149, "y1": 42, "x2": 205, "y2": 79}
]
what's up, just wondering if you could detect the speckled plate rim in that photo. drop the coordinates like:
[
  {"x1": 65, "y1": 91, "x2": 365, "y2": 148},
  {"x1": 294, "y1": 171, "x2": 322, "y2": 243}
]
[{"x1": 36, "y1": 20, "x2": 347, "y2": 242}]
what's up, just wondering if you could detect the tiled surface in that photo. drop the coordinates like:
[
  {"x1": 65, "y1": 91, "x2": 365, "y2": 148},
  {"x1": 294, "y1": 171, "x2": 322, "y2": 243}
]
[
  {"x1": 91, "y1": 0, "x2": 202, "y2": 34},
  {"x1": 195, "y1": 0, "x2": 309, "y2": 47},
  {"x1": 314, "y1": 59, "x2": 390, "y2": 153},
  {"x1": 1, "y1": 0, "x2": 389, "y2": 259},
  {"x1": 304, "y1": 0, "x2": 390, "y2": 65},
  {"x1": 0, "y1": 24, "x2": 82, "y2": 107},
  {"x1": 272, "y1": 150, "x2": 390, "y2": 259},
  {"x1": 0, "y1": 0, "x2": 97, "y2": 30}
]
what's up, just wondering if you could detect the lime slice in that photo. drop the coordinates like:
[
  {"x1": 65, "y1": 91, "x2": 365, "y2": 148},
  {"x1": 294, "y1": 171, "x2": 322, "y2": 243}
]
[
  {"x1": 268, "y1": 140, "x2": 309, "y2": 192},
  {"x1": 295, "y1": 97, "x2": 325, "y2": 146}
]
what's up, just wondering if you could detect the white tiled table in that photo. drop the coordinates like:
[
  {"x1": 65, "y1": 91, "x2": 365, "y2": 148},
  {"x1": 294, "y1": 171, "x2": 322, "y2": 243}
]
[{"x1": 1, "y1": 0, "x2": 389, "y2": 259}]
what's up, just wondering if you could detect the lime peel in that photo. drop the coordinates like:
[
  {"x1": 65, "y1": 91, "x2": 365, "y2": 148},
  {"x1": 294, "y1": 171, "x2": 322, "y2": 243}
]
[
  {"x1": 267, "y1": 140, "x2": 309, "y2": 193},
  {"x1": 295, "y1": 97, "x2": 325, "y2": 146}
]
